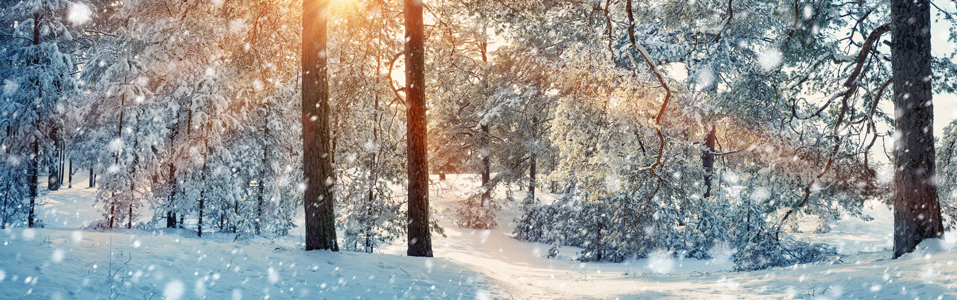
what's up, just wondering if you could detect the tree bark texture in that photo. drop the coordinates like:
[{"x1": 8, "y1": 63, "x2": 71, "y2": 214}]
[
  {"x1": 405, "y1": 0, "x2": 433, "y2": 257},
  {"x1": 891, "y1": 0, "x2": 944, "y2": 258},
  {"x1": 303, "y1": 0, "x2": 338, "y2": 251}
]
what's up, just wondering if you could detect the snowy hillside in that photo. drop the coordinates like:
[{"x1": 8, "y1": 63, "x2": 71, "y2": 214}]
[{"x1": 0, "y1": 173, "x2": 954, "y2": 299}]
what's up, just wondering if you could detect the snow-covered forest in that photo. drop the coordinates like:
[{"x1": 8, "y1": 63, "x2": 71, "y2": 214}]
[{"x1": 1, "y1": 0, "x2": 957, "y2": 298}]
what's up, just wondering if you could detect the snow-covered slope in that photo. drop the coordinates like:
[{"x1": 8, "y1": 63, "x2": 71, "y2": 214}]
[
  {"x1": 0, "y1": 227, "x2": 493, "y2": 299},
  {"x1": 1, "y1": 173, "x2": 955, "y2": 299}
]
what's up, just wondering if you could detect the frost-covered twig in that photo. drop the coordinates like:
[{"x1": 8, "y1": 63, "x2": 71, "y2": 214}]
[
  {"x1": 625, "y1": 0, "x2": 672, "y2": 182},
  {"x1": 84, "y1": 30, "x2": 119, "y2": 37},
  {"x1": 712, "y1": 0, "x2": 734, "y2": 42},
  {"x1": 775, "y1": 83, "x2": 855, "y2": 240},
  {"x1": 702, "y1": 148, "x2": 744, "y2": 157},
  {"x1": 844, "y1": 23, "x2": 891, "y2": 87},
  {"x1": 792, "y1": 89, "x2": 846, "y2": 120},
  {"x1": 861, "y1": 77, "x2": 892, "y2": 176}
]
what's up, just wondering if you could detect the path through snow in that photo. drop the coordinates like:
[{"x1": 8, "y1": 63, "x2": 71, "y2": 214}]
[{"x1": 0, "y1": 173, "x2": 954, "y2": 299}]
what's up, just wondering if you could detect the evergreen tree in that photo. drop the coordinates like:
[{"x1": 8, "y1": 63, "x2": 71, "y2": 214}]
[
  {"x1": 1, "y1": 0, "x2": 84, "y2": 228},
  {"x1": 937, "y1": 119, "x2": 957, "y2": 230},
  {"x1": 324, "y1": 0, "x2": 408, "y2": 253},
  {"x1": 79, "y1": 20, "x2": 172, "y2": 229}
]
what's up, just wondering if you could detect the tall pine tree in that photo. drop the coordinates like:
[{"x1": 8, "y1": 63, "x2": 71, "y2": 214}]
[
  {"x1": 302, "y1": 0, "x2": 338, "y2": 251},
  {"x1": 890, "y1": 0, "x2": 944, "y2": 258},
  {"x1": 405, "y1": 0, "x2": 432, "y2": 257}
]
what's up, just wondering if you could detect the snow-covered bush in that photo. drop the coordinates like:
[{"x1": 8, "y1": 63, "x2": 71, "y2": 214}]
[
  {"x1": 733, "y1": 233, "x2": 838, "y2": 271},
  {"x1": 455, "y1": 192, "x2": 501, "y2": 229},
  {"x1": 515, "y1": 84, "x2": 868, "y2": 268},
  {"x1": 515, "y1": 191, "x2": 684, "y2": 263},
  {"x1": 516, "y1": 184, "x2": 842, "y2": 271}
]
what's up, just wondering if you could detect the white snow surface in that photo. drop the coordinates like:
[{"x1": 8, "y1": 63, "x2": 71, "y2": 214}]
[{"x1": 1, "y1": 173, "x2": 955, "y2": 299}]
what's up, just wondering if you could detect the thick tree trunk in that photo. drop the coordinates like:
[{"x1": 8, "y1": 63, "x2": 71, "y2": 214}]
[
  {"x1": 405, "y1": 0, "x2": 432, "y2": 257},
  {"x1": 303, "y1": 0, "x2": 338, "y2": 251},
  {"x1": 68, "y1": 159, "x2": 72, "y2": 188},
  {"x1": 891, "y1": 0, "x2": 944, "y2": 258},
  {"x1": 702, "y1": 125, "x2": 717, "y2": 198}
]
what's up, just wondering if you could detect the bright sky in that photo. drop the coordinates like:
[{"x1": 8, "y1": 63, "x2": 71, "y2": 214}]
[{"x1": 932, "y1": 0, "x2": 957, "y2": 140}]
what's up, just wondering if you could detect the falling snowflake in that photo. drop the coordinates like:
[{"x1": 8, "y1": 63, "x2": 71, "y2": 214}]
[
  {"x1": 758, "y1": 48, "x2": 783, "y2": 71},
  {"x1": 164, "y1": 280, "x2": 185, "y2": 300},
  {"x1": 267, "y1": 267, "x2": 280, "y2": 284},
  {"x1": 2, "y1": 79, "x2": 18, "y2": 96},
  {"x1": 108, "y1": 138, "x2": 124, "y2": 152},
  {"x1": 696, "y1": 66, "x2": 715, "y2": 89},
  {"x1": 68, "y1": 3, "x2": 93, "y2": 25}
]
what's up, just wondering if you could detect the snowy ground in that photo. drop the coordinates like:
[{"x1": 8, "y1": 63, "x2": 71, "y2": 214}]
[{"x1": 1, "y1": 173, "x2": 955, "y2": 299}]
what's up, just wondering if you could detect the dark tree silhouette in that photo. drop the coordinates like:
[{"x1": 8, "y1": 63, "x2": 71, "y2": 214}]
[
  {"x1": 405, "y1": 0, "x2": 433, "y2": 257},
  {"x1": 302, "y1": 0, "x2": 338, "y2": 251},
  {"x1": 890, "y1": 0, "x2": 944, "y2": 258}
]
